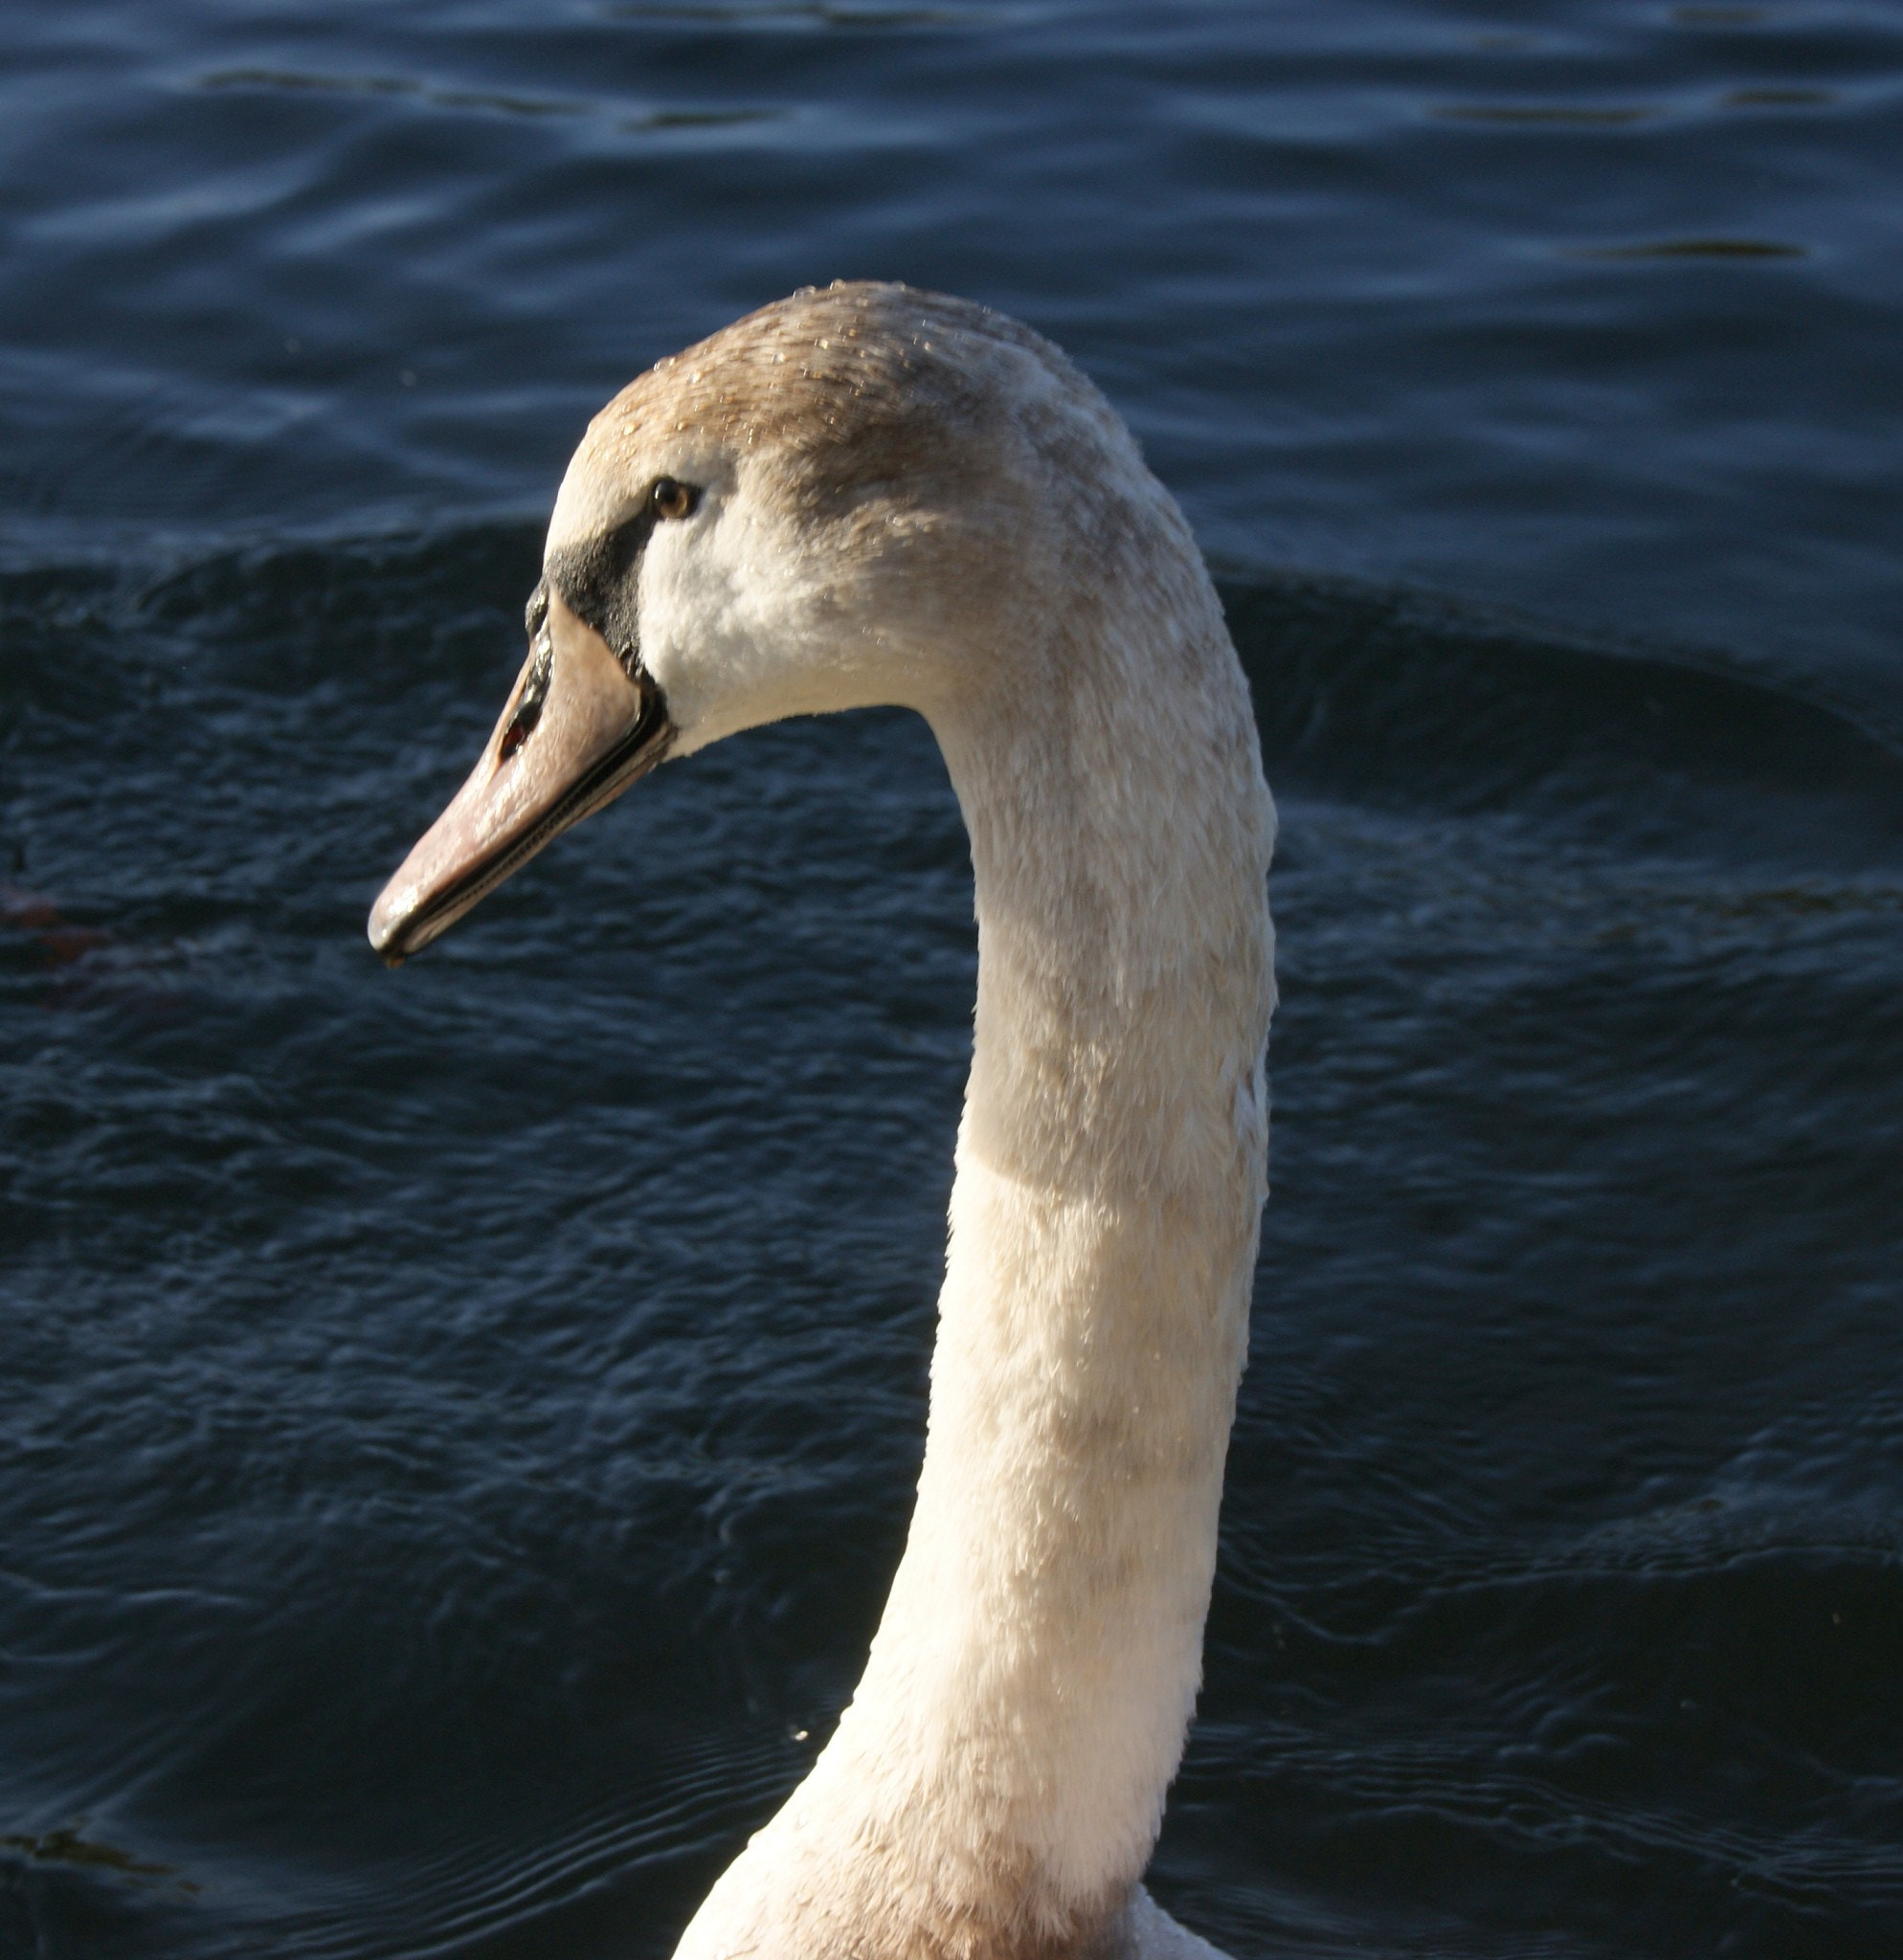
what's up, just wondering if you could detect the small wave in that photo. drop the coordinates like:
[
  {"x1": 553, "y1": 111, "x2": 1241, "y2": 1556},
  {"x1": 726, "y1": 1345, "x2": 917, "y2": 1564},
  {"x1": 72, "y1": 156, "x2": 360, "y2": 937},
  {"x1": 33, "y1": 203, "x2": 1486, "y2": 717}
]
[
  {"x1": 224, "y1": 1725, "x2": 796, "y2": 1959},
  {"x1": 1220, "y1": 573, "x2": 1903, "y2": 857},
  {"x1": 1724, "y1": 86, "x2": 1835, "y2": 108},
  {"x1": 1433, "y1": 103, "x2": 1659, "y2": 126},
  {"x1": 599, "y1": 1, "x2": 986, "y2": 28},
  {"x1": 197, "y1": 67, "x2": 775, "y2": 134},
  {"x1": 1576, "y1": 236, "x2": 1808, "y2": 260},
  {"x1": 197, "y1": 65, "x2": 588, "y2": 123}
]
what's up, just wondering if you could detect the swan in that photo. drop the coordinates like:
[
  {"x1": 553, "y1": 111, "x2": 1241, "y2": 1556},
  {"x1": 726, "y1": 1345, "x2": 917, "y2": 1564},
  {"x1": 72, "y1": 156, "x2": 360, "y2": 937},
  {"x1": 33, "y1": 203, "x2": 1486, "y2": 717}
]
[{"x1": 369, "y1": 282, "x2": 1276, "y2": 1960}]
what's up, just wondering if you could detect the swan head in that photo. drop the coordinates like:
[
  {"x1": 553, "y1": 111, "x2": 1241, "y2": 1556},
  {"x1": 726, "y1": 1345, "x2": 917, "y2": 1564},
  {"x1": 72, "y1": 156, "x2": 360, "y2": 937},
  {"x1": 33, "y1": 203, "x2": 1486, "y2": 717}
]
[{"x1": 369, "y1": 280, "x2": 1115, "y2": 964}]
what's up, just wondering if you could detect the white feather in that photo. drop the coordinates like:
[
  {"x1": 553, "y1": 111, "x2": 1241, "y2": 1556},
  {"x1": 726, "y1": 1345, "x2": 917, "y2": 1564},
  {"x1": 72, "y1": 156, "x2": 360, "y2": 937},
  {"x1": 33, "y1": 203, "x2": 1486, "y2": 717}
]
[{"x1": 556, "y1": 286, "x2": 1275, "y2": 1960}]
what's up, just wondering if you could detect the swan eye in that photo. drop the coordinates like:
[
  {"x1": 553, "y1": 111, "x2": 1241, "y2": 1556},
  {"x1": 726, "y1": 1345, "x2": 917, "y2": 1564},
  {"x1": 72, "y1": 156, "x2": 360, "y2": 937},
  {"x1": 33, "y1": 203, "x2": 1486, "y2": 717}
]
[{"x1": 651, "y1": 477, "x2": 700, "y2": 522}]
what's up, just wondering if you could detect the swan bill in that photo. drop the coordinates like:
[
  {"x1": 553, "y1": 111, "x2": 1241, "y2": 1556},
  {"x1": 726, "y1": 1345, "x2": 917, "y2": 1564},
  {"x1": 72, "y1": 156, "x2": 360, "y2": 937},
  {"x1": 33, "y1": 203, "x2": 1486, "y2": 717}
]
[{"x1": 368, "y1": 590, "x2": 673, "y2": 966}]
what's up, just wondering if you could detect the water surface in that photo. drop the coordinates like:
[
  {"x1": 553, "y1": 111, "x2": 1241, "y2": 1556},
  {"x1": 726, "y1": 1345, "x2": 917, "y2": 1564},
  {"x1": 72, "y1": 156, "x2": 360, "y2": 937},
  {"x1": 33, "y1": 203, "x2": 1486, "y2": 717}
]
[{"x1": 2, "y1": 5, "x2": 1900, "y2": 1957}]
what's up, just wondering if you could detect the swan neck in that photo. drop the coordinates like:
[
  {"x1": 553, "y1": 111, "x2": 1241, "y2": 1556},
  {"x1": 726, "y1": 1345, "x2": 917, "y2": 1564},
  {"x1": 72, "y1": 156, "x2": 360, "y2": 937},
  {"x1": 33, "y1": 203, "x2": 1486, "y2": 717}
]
[
  {"x1": 676, "y1": 557, "x2": 1275, "y2": 1960},
  {"x1": 814, "y1": 611, "x2": 1276, "y2": 1932}
]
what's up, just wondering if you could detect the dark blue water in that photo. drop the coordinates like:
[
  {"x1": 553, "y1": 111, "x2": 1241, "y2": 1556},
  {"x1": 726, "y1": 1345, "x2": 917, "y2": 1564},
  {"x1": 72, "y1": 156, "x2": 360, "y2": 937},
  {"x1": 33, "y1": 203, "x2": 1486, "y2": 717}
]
[{"x1": 3, "y1": 5, "x2": 1900, "y2": 1956}]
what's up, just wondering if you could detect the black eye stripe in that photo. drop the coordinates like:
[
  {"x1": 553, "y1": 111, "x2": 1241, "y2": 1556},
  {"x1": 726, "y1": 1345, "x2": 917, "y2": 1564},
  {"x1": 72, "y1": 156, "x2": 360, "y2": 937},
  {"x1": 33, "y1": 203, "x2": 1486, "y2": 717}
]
[
  {"x1": 543, "y1": 479, "x2": 702, "y2": 663},
  {"x1": 547, "y1": 505, "x2": 657, "y2": 658}
]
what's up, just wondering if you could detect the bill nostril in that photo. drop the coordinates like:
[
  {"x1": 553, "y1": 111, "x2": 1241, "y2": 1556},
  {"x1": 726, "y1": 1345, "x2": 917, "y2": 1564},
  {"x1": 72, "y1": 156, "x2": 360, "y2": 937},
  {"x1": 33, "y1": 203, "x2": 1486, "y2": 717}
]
[
  {"x1": 499, "y1": 699, "x2": 541, "y2": 759},
  {"x1": 499, "y1": 633, "x2": 554, "y2": 761}
]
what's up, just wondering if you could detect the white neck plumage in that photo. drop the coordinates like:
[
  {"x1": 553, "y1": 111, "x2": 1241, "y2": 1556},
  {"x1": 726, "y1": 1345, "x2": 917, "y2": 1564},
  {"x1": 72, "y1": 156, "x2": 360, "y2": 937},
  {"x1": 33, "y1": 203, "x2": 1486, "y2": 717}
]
[
  {"x1": 357, "y1": 280, "x2": 1277, "y2": 1960},
  {"x1": 676, "y1": 554, "x2": 1276, "y2": 1960}
]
